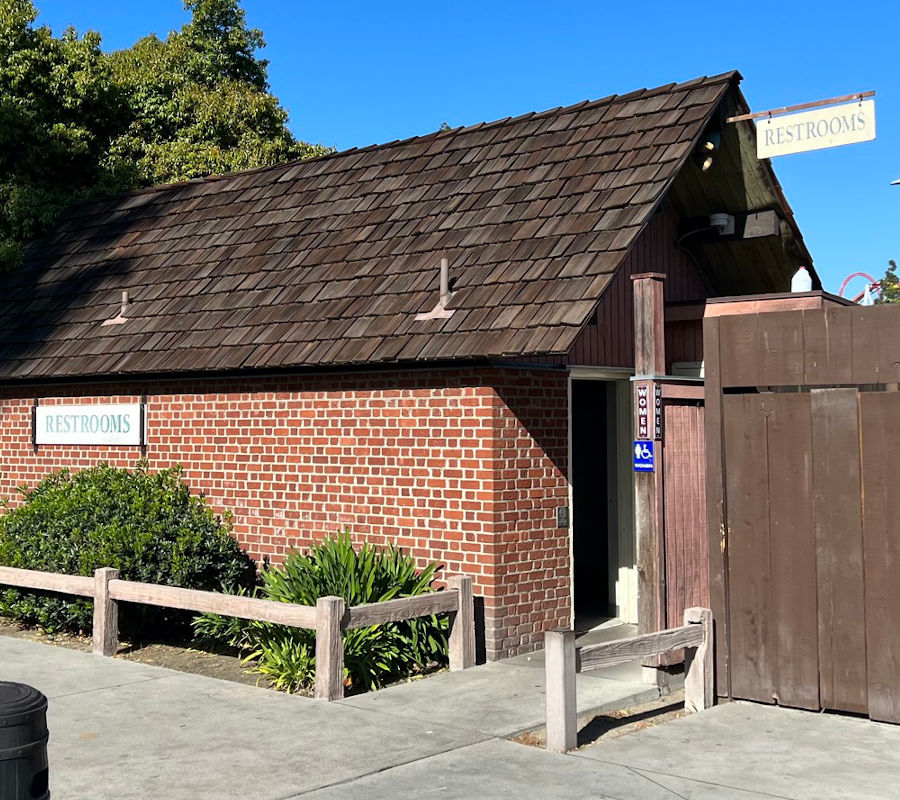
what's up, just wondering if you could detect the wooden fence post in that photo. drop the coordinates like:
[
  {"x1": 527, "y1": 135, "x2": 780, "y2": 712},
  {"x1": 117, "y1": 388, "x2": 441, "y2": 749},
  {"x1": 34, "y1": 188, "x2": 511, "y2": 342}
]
[
  {"x1": 446, "y1": 575, "x2": 475, "y2": 670},
  {"x1": 315, "y1": 596, "x2": 346, "y2": 701},
  {"x1": 631, "y1": 272, "x2": 666, "y2": 676},
  {"x1": 545, "y1": 628, "x2": 577, "y2": 753},
  {"x1": 92, "y1": 567, "x2": 119, "y2": 656},
  {"x1": 683, "y1": 606, "x2": 714, "y2": 712}
]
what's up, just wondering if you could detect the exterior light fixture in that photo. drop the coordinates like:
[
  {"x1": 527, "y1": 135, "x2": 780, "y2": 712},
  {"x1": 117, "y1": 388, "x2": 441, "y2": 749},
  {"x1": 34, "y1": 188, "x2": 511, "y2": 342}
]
[
  {"x1": 709, "y1": 212, "x2": 735, "y2": 235},
  {"x1": 694, "y1": 131, "x2": 721, "y2": 172}
]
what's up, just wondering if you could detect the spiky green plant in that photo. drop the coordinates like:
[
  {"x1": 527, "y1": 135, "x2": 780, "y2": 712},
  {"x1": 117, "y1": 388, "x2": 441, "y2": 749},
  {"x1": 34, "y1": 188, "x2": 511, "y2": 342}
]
[{"x1": 193, "y1": 533, "x2": 448, "y2": 692}]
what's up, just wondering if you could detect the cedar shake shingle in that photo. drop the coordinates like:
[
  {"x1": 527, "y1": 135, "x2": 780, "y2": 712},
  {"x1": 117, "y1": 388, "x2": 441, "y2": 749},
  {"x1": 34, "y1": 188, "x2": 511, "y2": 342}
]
[{"x1": 0, "y1": 72, "x2": 739, "y2": 380}]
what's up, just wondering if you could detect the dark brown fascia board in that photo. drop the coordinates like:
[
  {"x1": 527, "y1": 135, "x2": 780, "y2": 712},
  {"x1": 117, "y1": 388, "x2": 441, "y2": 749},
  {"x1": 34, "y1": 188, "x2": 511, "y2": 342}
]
[{"x1": 0, "y1": 356, "x2": 570, "y2": 391}]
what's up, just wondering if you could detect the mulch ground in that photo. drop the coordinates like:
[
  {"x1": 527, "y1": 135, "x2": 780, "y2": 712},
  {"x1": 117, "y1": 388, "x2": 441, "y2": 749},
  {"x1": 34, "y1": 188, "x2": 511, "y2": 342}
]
[
  {"x1": 0, "y1": 618, "x2": 445, "y2": 698},
  {"x1": 0, "y1": 619, "x2": 277, "y2": 690}
]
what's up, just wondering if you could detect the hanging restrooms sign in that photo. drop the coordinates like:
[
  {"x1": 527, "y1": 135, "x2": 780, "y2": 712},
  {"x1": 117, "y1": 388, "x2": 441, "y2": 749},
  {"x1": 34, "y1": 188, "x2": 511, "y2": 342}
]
[{"x1": 757, "y1": 99, "x2": 876, "y2": 158}]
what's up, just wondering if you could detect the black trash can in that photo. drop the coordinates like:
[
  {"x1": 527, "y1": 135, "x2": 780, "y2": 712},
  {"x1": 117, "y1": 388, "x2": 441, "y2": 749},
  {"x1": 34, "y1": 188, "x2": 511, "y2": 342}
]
[{"x1": 0, "y1": 682, "x2": 49, "y2": 800}]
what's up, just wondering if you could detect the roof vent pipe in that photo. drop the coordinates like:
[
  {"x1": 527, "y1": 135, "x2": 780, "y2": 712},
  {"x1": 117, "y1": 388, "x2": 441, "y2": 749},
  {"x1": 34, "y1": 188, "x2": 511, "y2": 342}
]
[
  {"x1": 439, "y1": 257, "x2": 450, "y2": 309},
  {"x1": 414, "y1": 257, "x2": 456, "y2": 321},
  {"x1": 100, "y1": 289, "x2": 131, "y2": 327}
]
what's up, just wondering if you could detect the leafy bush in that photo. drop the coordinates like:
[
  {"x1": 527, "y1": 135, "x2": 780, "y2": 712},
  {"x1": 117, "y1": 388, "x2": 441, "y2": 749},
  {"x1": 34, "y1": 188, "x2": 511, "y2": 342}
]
[
  {"x1": 193, "y1": 533, "x2": 448, "y2": 692},
  {"x1": 0, "y1": 462, "x2": 257, "y2": 636}
]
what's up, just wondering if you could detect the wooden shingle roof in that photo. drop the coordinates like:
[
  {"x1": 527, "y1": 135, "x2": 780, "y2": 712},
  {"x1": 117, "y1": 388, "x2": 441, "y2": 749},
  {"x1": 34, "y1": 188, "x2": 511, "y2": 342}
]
[{"x1": 0, "y1": 72, "x2": 739, "y2": 380}]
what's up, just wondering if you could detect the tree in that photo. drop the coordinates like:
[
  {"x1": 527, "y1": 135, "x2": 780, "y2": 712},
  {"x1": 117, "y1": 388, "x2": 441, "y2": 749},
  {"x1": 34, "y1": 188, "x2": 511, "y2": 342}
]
[
  {"x1": 0, "y1": 0, "x2": 328, "y2": 269},
  {"x1": 106, "y1": 0, "x2": 329, "y2": 187},
  {"x1": 876, "y1": 260, "x2": 899, "y2": 304},
  {"x1": 0, "y1": 0, "x2": 128, "y2": 268}
]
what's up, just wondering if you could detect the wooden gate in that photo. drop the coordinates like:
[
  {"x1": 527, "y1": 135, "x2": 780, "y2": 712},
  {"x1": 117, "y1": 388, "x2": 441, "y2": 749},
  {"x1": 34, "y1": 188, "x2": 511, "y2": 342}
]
[
  {"x1": 706, "y1": 305, "x2": 900, "y2": 723},
  {"x1": 662, "y1": 394, "x2": 708, "y2": 628}
]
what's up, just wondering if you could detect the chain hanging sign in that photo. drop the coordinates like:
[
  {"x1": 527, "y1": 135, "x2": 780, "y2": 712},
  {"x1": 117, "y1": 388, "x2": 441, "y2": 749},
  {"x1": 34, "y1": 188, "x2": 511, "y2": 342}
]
[
  {"x1": 757, "y1": 99, "x2": 875, "y2": 158},
  {"x1": 727, "y1": 87, "x2": 877, "y2": 160},
  {"x1": 729, "y1": 91, "x2": 877, "y2": 158}
]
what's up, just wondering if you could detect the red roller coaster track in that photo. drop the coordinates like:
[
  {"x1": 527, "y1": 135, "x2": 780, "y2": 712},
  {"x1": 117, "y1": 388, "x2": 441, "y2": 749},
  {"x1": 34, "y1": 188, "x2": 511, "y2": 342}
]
[{"x1": 839, "y1": 272, "x2": 879, "y2": 304}]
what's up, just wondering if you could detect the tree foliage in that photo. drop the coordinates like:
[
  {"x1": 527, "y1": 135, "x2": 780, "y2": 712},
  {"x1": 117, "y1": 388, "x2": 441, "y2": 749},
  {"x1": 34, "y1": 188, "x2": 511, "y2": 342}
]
[
  {"x1": 0, "y1": 0, "x2": 127, "y2": 267},
  {"x1": 0, "y1": 0, "x2": 328, "y2": 269},
  {"x1": 876, "y1": 260, "x2": 899, "y2": 304},
  {"x1": 106, "y1": 0, "x2": 328, "y2": 187}
]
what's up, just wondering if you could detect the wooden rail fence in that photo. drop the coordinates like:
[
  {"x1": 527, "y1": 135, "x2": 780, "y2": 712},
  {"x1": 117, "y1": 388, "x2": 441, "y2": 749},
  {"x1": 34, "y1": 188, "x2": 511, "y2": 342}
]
[
  {"x1": 544, "y1": 607, "x2": 713, "y2": 752},
  {"x1": 0, "y1": 565, "x2": 475, "y2": 701}
]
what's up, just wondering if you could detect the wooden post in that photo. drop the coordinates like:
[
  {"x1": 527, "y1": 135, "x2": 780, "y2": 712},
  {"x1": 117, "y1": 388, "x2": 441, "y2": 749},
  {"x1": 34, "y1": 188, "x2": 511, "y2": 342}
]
[
  {"x1": 315, "y1": 596, "x2": 345, "y2": 701},
  {"x1": 631, "y1": 273, "x2": 667, "y2": 682},
  {"x1": 632, "y1": 273, "x2": 666, "y2": 376},
  {"x1": 683, "y1": 606, "x2": 714, "y2": 712},
  {"x1": 545, "y1": 628, "x2": 577, "y2": 753},
  {"x1": 446, "y1": 575, "x2": 475, "y2": 670},
  {"x1": 92, "y1": 567, "x2": 119, "y2": 656},
  {"x1": 703, "y1": 313, "x2": 731, "y2": 699}
]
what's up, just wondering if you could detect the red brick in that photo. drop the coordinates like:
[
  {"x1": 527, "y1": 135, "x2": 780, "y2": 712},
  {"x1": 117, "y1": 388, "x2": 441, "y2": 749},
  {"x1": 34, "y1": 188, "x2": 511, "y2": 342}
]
[{"x1": 0, "y1": 366, "x2": 570, "y2": 659}]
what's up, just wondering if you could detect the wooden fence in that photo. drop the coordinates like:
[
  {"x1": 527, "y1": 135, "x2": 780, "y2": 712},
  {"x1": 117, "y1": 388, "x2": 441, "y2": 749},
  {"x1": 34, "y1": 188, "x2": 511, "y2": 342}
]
[
  {"x1": 705, "y1": 303, "x2": 900, "y2": 723},
  {"x1": 544, "y1": 607, "x2": 713, "y2": 752},
  {"x1": 0, "y1": 566, "x2": 475, "y2": 701}
]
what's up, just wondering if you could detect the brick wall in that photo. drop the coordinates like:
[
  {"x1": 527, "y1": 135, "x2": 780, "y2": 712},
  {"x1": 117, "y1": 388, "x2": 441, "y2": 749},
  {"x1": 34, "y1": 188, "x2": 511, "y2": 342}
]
[
  {"x1": 488, "y1": 375, "x2": 570, "y2": 657},
  {"x1": 0, "y1": 366, "x2": 570, "y2": 659}
]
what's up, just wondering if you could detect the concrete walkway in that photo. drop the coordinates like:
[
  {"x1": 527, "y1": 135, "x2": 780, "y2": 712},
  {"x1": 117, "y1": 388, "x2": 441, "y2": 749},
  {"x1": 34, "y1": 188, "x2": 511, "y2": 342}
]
[{"x1": 2, "y1": 635, "x2": 898, "y2": 799}]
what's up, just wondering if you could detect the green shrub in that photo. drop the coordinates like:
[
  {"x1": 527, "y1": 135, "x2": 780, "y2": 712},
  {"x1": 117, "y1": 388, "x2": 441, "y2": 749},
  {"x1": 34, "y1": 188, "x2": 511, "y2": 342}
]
[
  {"x1": 193, "y1": 533, "x2": 448, "y2": 692},
  {"x1": 0, "y1": 462, "x2": 257, "y2": 637}
]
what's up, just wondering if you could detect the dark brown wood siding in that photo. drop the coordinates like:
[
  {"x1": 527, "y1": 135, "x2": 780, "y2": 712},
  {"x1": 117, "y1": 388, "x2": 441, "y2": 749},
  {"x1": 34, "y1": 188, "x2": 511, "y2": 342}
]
[
  {"x1": 665, "y1": 320, "x2": 704, "y2": 371},
  {"x1": 566, "y1": 206, "x2": 709, "y2": 368}
]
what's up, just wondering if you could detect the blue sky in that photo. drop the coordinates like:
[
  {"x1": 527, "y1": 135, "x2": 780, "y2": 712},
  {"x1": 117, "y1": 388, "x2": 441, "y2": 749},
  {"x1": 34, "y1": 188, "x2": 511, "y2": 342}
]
[{"x1": 36, "y1": 0, "x2": 899, "y2": 295}]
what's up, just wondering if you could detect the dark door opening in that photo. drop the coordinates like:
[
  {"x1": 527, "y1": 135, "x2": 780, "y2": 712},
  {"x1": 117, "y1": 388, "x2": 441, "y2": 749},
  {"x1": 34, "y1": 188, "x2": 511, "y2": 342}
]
[{"x1": 572, "y1": 380, "x2": 615, "y2": 630}]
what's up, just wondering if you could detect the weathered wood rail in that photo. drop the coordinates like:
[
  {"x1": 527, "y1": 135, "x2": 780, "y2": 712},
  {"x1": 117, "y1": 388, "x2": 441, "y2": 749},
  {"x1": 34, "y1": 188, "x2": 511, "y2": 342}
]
[
  {"x1": 544, "y1": 607, "x2": 713, "y2": 752},
  {"x1": 0, "y1": 566, "x2": 475, "y2": 701}
]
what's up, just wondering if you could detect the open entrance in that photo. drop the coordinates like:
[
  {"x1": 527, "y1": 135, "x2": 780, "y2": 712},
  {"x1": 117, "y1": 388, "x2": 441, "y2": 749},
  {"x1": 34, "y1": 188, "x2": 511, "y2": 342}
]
[{"x1": 571, "y1": 379, "x2": 635, "y2": 631}]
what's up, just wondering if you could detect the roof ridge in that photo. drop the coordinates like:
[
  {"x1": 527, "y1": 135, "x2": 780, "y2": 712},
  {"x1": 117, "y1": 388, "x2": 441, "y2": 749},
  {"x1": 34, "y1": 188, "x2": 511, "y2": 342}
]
[{"x1": 63, "y1": 70, "x2": 742, "y2": 210}]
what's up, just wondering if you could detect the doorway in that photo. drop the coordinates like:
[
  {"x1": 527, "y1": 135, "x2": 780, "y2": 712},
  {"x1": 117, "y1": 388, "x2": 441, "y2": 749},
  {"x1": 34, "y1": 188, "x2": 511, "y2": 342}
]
[{"x1": 571, "y1": 379, "x2": 635, "y2": 631}]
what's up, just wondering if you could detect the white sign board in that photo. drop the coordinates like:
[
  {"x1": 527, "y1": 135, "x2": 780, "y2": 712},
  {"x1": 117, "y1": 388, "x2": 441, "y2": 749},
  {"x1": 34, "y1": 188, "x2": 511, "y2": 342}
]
[
  {"x1": 757, "y1": 100, "x2": 875, "y2": 158},
  {"x1": 35, "y1": 404, "x2": 143, "y2": 446}
]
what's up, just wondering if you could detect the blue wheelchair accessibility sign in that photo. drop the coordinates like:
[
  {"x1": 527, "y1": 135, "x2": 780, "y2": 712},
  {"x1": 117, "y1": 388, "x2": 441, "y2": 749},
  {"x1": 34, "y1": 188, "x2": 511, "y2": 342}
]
[{"x1": 633, "y1": 440, "x2": 655, "y2": 472}]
